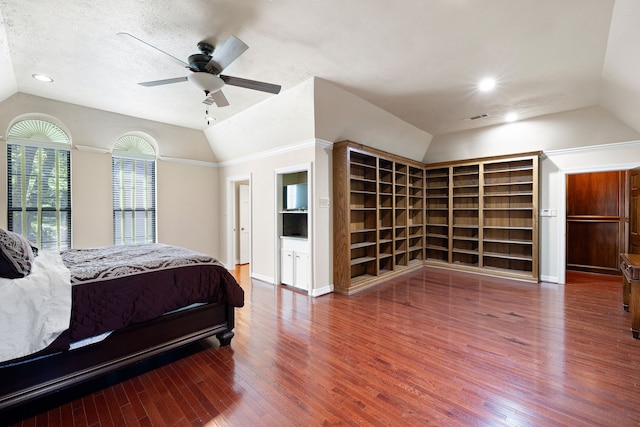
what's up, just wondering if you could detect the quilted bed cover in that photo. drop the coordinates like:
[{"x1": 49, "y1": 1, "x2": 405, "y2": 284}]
[{"x1": 1, "y1": 244, "x2": 244, "y2": 364}]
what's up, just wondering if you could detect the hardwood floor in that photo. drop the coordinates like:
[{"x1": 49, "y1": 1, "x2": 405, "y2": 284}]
[{"x1": 6, "y1": 265, "x2": 640, "y2": 426}]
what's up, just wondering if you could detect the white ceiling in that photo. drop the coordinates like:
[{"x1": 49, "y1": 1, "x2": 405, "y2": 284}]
[{"x1": 0, "y1": 0, "x2": 635, "y2": 137}]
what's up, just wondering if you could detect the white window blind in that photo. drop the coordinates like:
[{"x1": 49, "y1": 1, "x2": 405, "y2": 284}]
[
  {"x1": 112, "y1": 155, "x2": 156, "y2": 245},
  {"x1": 7, "y1": 119, "x2": 72, "y2": 250},
  {"x1": 7, "y1": 144, "x2": 72, "y2": 250}
]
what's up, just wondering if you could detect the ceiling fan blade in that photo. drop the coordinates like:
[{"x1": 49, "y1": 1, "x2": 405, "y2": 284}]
[
  {"x1": 203, "y1": 90, "x2": 230, "y2": 107},
  {"x1": 205, "y1": 35, "x2": 249, "y2": 74},
  {"x1": 138, "y1": 76, "x2": 189, "y2": 87},
  {"x1": 220, "y1": 75, "x2": 281, "y2": 94},
  {"x1": 117, "y1": 32, "x2": 189, "y2": 68}
]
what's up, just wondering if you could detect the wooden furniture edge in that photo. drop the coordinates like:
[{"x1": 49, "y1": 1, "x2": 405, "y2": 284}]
[
  {"x1": 424, "y1": 150, "x2": 543, "y2": 169},
  {"x1": 334, "y1": 264, "x2": 424, "y2": 295},
  {"x1": 0, "y1": 302, "x2": 235, "y2": 413},
  {"x1": 423, "y1": 261, "x2": 539, "y2": 283}
]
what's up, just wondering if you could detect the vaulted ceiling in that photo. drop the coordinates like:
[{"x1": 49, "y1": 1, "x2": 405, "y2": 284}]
[{"x1": 0, "y1": 0, "x2": 639, "y2": 139}]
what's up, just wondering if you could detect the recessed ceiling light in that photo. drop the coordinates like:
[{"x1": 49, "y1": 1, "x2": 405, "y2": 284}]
[
  {"x1": 478, "y1": 78, "x2": 496, "y2": 91},
  {"x1": 32, "y1": 74, "x2": 53, "y2": 82},
  {"x1": 505, "y1": 112, "x2": 518, "y2": 122}
]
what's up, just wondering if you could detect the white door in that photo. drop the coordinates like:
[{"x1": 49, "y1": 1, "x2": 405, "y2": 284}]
[{"x1": 239, "y1": 184, "x2": 251, "y2": 264}]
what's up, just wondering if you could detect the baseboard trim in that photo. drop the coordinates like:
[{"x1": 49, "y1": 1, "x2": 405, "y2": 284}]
[
  {"x1": 251, "y1": 272, "x2": 274, "y2": 284},
  {"x1": 310, "y1": 284, "x2": 334, "y2": 297}
]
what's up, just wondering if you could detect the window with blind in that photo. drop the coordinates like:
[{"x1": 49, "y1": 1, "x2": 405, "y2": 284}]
[
  {"x1": 112, "y1": 135, "x2": 156, "y2": 245},
  {"x1": 7, "y1": 120, "x2": 72, "y2": 250}
]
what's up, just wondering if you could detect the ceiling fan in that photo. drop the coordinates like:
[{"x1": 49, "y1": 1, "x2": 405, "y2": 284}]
[{"x1": 118, "y1": 32, "x2": 281, "y2": 107}]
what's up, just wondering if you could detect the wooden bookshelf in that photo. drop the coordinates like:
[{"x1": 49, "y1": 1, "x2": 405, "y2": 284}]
[
  {"x1": 334, "y1": 140, "x2": 540, "y2": 294},
  {"x1": 425, "y1": 167, "x2": 450, "y2": 263},
  {"x1": 424, "y1": 153, "x2": 540, "y2": 282},
  {"x1": 451, "y1": 164, "x2": 480, "y2": 268},
  {"x1": 407, "y1": 165, "x2": 425, "y2": 267},
  {"x1": 481, "y1": 157, "x2": 538, "y2": 279},
  {"x1": 333, "y1": 141, "x2": 426, "y2": 294}
]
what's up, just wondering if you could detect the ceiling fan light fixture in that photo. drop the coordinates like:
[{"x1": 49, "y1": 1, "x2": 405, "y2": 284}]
[{"x1": 187, "y1": 72, "x2": 224, "y2": 93}]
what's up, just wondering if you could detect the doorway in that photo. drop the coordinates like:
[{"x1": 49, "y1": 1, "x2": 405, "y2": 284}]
[
  {"x1": 565, "y1": 170, "x2": 626, "y2": 275},
  {"x1": 227, "y1": 176, "x2": 252, "y2": 270}
]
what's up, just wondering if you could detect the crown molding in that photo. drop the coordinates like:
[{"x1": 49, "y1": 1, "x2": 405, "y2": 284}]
[
  {"x1": 218, "y1": 138, "x2": 333, "y2": 167},
  {"x1": 544, "y1": 140, "x2": 640, "y2": 157}
]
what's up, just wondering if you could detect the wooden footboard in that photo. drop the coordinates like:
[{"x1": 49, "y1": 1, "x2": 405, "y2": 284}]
[{"x1": 0, "y1": 302, "x2": 235, "y2": 413}]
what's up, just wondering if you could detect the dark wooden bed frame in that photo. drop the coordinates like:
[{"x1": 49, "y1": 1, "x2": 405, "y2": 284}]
[{"x1": 0, "y1": 301, "x2": 235, "y2": 413}]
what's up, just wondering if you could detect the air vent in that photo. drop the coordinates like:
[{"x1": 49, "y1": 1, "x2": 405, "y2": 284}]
[{"x1": 469, "y1": 114, "x2": 488, "y2": 120}]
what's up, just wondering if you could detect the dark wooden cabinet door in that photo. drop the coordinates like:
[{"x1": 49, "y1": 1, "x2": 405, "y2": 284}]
[{"x1": 566, "y1": 171, "x2": 625, "y2": 275}]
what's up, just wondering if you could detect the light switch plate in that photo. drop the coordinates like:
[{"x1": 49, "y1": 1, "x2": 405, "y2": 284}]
[{"x1": 319, "y1": 197, "x2": 330, "y2": 208}]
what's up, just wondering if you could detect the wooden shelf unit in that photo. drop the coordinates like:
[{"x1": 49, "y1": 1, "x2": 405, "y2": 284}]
[
  {"x1": 424, "y1": 152, "x2": 540, "y2": 281},
  {"x1": 481, "y1": 157, "x2": 537, "y2": 278},
  {"x1": 334, "y1": 140, "x2": 540, "y2": 293},
  {"x1": 425, "y1": 167, "x2": 450, "y2": 264},
  {"x1": 333, "y1": 141, "x2": 426, "y2": 294}
]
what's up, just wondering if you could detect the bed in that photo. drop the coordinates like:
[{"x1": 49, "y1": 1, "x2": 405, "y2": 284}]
[{"x1": 0, "y1": 231, "x2": 244, "y2": 414}]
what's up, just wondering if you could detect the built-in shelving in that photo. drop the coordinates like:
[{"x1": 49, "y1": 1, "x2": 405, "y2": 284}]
[
  {"x1": 333, "y1": 141, "x2": 427, "y2": 294},
  {"x1": 424, "y1": 153, "x2": 539, "y2": 281},
  {"x1": 425, "y1": 167, "x2": 450, "y2": 263},
  {"x1": 334, "y1": 140, "x2": 539, "y2": 294},
  {"x1": 451, "y1": 164, "x2": 480, "y2": 268},
  {"x1": 481, "y1": 158, "x2": 537, "y2": 277}
]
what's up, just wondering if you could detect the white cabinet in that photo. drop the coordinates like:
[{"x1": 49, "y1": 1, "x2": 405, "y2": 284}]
[
  {"x1": 280, "y1": 237, "x2": 309, "y2": 291},
  {"x1": 293, "y1": 251, "x2": 309, "y2": 289},
  {"x1": 281, "y1": 249, "x2": 294, "y2": 285}
]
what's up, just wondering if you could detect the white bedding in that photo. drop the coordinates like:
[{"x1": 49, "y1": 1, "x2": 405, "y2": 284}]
[{"x1": 0, "y1": 250, "x2": 71, "y2": 362}]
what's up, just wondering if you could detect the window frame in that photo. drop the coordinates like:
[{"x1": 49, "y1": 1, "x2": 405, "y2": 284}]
[
  {"x1": 6, "y1": 137, "x2": 72, "y2": 250},
  {"x1": 112, "y1": 148, "x2": 157, "y2": 246}
]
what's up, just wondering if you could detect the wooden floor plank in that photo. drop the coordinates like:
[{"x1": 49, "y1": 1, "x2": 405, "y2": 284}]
[{"x1": 6, "y1": 266, "x2": 640, "y2": 425}]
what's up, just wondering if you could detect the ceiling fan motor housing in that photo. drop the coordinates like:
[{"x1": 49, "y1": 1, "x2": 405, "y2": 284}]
[
  {"x1": 188, "y1": 42, "x2": 216, "y2": 72},
  {"x1": 188, "y1": 53, "x2": 212, "y2": 72}
]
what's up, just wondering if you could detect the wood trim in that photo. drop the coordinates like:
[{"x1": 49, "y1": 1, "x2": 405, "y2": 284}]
[
  {"x1": 0, "y1": 303, "x2": 235, "y2": 412},
  {"x1": 424, "y1": 150, "x2": 543, "y2": 169}
]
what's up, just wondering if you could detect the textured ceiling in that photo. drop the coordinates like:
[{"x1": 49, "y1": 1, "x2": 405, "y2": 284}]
[{"x1": 0, "y1": 0, "x2": 621, "y2": 135}]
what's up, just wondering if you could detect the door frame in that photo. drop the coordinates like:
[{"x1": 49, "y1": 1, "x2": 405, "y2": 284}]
[
  {"x1": 274, "y1": 163, "x2": 312, "y2": 286},
  {"x1": 558, "y1": 164, "x2": 634, "y2": 284},
  {"x1": 226, "y1": 174, "x2": 252, "y2": 270},
  {"x1": 238, "y1": 183, "x2": 251, "y2": 264}
]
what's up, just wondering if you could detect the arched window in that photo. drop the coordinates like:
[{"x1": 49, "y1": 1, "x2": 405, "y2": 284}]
[
  {"x1": 6, "y1": 118, "x2": 72, "y2": 250},
  {"x1": 112, "y1": 134, "x2": 156, "y2": 245}
]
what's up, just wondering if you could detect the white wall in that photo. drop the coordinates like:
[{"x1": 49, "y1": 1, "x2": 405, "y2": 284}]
[
  {"x1": 71, "y1": 149, "x2": 113, "y2": 247},
  {"x1": 424, "y1": 106, "x2": 640, "y2": 164},
  {"x1": 0, "y1": 93, "x2": 215, "y2": 162},
  {"x1": 157, "y1": 160, "x2": 220, "y2": 256},
  {"x1": 312, "y1": 141, "x2": 333, "y2": 296},
  {"x1": 204, "y1": 78, "x2": 316, "y2": 163},
  {"x1": 218, "y1": 143, "x2": 316, "y2": 285},
  {"x1": 600, "y1": 0, "x2": 640, "y2": 135},
  {"x1": 314, "y1": 77, "x2": 433, "y2": 162},
  {"x1": 0, "y1": 93, "x2": 221, "y2": 255}
]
